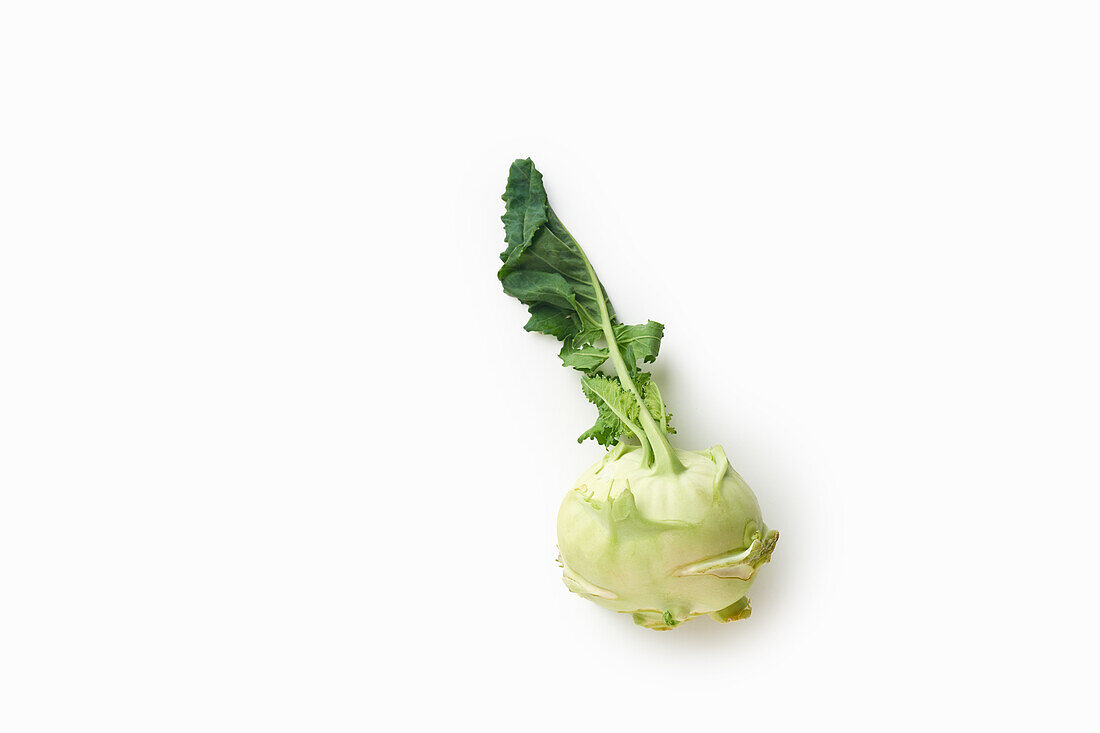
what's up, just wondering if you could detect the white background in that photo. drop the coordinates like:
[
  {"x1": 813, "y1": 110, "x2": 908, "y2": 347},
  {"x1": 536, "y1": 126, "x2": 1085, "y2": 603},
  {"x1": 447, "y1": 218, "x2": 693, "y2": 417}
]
[{"x1": 2, "y1": 2, "x2": 1098, "y2": 730}]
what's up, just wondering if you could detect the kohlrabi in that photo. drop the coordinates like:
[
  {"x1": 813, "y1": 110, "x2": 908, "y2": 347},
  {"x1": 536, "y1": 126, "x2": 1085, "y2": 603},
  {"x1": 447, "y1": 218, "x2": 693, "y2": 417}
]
[{"x1": 498, "y1": 159, "x2": 778, "y2": 630}]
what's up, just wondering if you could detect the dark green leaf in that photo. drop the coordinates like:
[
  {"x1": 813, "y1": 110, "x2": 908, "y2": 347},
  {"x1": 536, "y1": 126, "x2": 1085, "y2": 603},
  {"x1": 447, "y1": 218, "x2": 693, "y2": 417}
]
[
  {"x1": 499, "y1": 159, "x2": 609, "y2": 341},
  {"x1": 499, "y1": 158, "x2": 675, "y2": 447}
]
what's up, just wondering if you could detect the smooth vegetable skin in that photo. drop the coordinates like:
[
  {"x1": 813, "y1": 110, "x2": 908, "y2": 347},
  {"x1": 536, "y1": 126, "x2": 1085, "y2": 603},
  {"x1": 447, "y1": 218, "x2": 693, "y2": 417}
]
[{"x1": 499, "y1": 159, "x2": 777, "y2": 630}]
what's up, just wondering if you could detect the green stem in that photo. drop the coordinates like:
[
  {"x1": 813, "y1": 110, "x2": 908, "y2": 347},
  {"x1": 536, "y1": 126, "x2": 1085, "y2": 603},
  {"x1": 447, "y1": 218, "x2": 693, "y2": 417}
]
[
  {"x1": 567, "y1": 239, "x2": 683, "y2": 474},
  {"x1": 599, "y1": 315, "x2": 682, "y2": 473}
]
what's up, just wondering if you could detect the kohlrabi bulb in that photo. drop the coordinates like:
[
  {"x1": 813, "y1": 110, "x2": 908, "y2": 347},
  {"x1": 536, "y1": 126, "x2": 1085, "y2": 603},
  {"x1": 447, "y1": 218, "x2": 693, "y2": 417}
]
[{"x1": 557, "y1": 443, "x2": 778, "y2": 630}]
